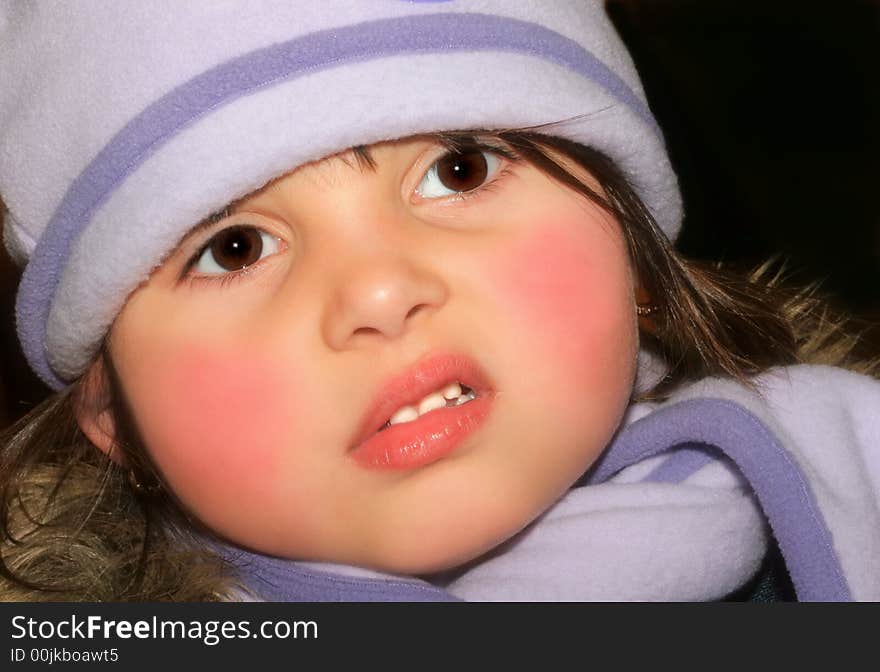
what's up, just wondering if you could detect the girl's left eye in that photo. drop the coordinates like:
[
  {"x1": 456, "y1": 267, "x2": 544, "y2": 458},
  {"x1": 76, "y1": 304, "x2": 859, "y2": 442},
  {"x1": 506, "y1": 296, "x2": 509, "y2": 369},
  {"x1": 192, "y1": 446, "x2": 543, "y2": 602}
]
[
  {"x1": 191, "y1": 225, "x2": 282, "y2": 276},
  {"x1": 416, "y1": 149, "x2": 502, "y2": 199}
]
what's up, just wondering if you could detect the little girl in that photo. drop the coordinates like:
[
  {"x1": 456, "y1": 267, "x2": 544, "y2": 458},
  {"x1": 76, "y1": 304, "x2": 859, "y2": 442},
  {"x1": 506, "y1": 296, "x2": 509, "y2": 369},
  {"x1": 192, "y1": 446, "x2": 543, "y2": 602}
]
[{"x1": 1, "y1": 2, "x2": 878, "y2": 601}]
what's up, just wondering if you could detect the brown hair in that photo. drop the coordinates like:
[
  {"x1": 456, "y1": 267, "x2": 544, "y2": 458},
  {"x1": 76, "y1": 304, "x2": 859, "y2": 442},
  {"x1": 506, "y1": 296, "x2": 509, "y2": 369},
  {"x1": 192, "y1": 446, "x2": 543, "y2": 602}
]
[
  {"x1": 1, "y1": 131, "x2": 877, "y2": 600},
  {"x1": 0, "y1": 360, "x2": 239, "y2": 601}
]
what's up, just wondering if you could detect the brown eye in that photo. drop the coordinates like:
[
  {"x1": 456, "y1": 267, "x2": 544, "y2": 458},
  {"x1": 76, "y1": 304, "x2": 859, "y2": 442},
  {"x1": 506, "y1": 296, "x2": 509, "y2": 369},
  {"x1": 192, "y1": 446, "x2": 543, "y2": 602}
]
[
  {"x1": 193, "y1": 225, "x2": 281, "y2": 276},
  {"x1": 436, "y1": 151, "x2": 489, "y2": 192},
  {"x1": 209, "y1": 226, "x2": 262, "y2": 270},
  {"x1": 417, "y1": 149, "x2": 501, "y2": 198}
]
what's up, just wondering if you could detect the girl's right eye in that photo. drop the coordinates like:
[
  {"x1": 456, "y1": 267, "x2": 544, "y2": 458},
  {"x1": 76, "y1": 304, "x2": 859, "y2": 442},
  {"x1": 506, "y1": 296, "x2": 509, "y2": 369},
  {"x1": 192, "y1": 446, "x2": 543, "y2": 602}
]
[{"x1": 189, "y1": 225, "x2": 282, "y2": 277}]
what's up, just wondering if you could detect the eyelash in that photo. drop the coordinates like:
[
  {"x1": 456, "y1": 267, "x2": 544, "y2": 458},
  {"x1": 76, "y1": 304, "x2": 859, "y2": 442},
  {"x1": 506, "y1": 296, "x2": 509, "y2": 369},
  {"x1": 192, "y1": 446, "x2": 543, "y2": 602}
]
[
  {"x1": 181, "y1": 265, "x2": 257, "y2": 290},
  {"x1": 179, "y1": 141, "x2": 520, "y2": 288}
]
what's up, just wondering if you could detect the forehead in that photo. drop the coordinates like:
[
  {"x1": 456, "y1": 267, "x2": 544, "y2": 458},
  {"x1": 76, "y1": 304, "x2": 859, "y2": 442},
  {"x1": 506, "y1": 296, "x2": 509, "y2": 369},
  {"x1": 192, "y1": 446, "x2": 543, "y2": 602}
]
[{"x1": 242, "y1": 142, "x2": 399, "y2": 202}]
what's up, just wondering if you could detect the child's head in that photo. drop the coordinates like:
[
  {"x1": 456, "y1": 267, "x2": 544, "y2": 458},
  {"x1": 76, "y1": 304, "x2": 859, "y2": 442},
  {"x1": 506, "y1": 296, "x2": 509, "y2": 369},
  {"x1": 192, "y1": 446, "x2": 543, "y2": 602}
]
[
  {"x1": 80, "y1": 133, "x2": 647, "y2": 572},
  {"x1": 1, "y1": 2, "x2": 688, "y2": 574}
]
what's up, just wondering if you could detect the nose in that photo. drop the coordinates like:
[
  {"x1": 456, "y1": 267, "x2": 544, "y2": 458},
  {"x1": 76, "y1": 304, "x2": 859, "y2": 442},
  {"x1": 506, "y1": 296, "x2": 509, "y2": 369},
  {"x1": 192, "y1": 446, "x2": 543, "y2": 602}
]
[{"x1": 321, "y1": 252, "x2": 449, "y2": 350}]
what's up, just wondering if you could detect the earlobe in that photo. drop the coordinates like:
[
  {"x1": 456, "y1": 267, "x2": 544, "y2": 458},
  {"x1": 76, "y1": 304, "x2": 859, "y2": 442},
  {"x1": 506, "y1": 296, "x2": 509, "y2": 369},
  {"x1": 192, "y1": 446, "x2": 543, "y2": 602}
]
[
  {"x1": 635, "y1": 282, "x2": 660, "y2": 336},
  {"x1": 74, "y1": 356, "x2": 122, "y2": 465}
]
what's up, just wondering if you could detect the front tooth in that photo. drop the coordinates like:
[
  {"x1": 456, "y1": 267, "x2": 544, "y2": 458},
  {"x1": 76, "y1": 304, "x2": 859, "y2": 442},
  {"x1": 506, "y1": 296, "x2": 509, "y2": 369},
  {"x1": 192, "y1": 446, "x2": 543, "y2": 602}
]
[
  {"x1": 389, "y1": 405, "x2": 419, "y2": 426},
  {"x1": 441, "y1": 382, "x2": 462, "y2": 400},
  {"x1": 418, "y1": 392, "x2": 446, "y2": 415},
  {"x1": 386, "y1": 384, "x2": 470, "y2": 428}
]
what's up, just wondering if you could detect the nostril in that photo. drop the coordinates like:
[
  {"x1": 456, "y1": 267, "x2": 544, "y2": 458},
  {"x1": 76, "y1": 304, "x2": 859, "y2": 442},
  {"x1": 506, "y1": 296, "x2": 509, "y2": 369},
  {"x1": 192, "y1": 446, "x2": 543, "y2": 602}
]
[
  {"x1": 353, "y1": 326, "x2": 382, "y2": 337},
  {"x1": 346, "y1": 304, "x2": 432, "y2": 341},
  {"x1": 406, "y1": 304, "x2": 428, "y2": 320}
]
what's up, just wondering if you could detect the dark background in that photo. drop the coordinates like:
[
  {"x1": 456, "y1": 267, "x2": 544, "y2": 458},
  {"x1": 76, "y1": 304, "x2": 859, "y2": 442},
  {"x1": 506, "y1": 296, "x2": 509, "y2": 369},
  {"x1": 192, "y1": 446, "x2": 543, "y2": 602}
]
[
  {"x1": 1, "y1": 0, "x2": 878, "y2": 428},
  {"x1": 608, "y1": 0, "x2": 879, "y2": 311}
]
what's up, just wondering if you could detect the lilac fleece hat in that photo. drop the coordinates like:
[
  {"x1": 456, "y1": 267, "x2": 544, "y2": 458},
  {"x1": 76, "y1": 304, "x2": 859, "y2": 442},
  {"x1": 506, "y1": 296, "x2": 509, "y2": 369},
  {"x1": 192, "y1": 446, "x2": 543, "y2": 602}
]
[{"x1": 0, "y1": 0, "x2": 682, "y2": 389}]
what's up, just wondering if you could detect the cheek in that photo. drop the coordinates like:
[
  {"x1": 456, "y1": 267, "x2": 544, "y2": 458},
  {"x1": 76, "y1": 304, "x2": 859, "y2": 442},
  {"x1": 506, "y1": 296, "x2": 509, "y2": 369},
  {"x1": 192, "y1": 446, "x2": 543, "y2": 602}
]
[
  {"x1": 128, "y1": 345, "x2": 299, "y2": 504},
  {"x1": 487, "y1": 221, "x2": 635, "y2": 396}
]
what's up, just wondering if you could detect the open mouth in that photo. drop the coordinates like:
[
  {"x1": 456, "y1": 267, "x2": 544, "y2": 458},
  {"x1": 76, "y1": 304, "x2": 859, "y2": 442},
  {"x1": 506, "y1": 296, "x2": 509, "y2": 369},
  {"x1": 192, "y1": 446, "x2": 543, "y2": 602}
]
[
  {"x1": 378, "y1": 382, "x2": 477, "y2": 432},
  {"x1": 349, "y1": 352, "x2": 495, "y2": 470}
]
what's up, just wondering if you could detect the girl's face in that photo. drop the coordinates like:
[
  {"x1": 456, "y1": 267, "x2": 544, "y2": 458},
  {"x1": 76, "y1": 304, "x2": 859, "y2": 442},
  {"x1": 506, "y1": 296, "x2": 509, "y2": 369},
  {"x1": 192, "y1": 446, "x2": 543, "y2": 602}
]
[{"x1": 106, "y1": 136, "x2": 640, "y2": 573}]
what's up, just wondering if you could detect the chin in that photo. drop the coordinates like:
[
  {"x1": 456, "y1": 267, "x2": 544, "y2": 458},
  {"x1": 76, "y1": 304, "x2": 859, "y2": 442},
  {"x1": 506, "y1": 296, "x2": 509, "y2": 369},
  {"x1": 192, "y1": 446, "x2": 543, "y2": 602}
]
[
  {"x1": 366, "y1": 547, "x2": 483, "y2": 577},
  {"x1": 357, "y1": 519, "x2": 520, "y2": 577}
]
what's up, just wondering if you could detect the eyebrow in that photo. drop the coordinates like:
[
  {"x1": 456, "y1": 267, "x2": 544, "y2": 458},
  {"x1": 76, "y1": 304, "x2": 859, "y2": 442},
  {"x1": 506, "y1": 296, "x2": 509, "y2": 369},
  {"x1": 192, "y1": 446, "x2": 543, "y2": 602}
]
[
  {"x1": 350, "y1": 145, "x2": 377, "y2": 171},
  {"x1": 183, "y1": 206, "x2": 232, "y2": 243}
]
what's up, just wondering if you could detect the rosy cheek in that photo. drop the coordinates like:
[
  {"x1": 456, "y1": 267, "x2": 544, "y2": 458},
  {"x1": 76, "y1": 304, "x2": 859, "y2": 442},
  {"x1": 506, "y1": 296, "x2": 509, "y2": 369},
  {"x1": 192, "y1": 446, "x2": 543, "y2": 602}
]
[
  {"x1": 131, "y1": 346, "x2": 297, "y2": 504},
  {"x1": 488, "y1": 221, "x2": 633, "y2": 395}
]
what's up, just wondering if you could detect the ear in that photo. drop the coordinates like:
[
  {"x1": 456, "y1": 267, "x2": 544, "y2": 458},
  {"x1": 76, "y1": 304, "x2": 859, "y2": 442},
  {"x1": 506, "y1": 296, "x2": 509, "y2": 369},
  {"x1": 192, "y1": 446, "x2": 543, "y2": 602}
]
[{"x1": 74, "y1": 356, "x2": 123, "y2": 465}]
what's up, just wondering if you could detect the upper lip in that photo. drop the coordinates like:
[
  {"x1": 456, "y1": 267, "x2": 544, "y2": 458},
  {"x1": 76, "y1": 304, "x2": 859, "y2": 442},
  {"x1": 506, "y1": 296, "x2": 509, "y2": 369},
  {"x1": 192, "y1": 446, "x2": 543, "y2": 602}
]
[{"x1": 348, "y1": 351, "x2": 495, "y2": 451}]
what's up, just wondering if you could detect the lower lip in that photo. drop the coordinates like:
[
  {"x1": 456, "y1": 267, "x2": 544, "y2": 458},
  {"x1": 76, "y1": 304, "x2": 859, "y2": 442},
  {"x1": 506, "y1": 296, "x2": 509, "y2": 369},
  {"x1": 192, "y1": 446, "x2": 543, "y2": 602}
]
[{"x1": 350, "y1": 395, "x2": 493, "y2": 470}]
